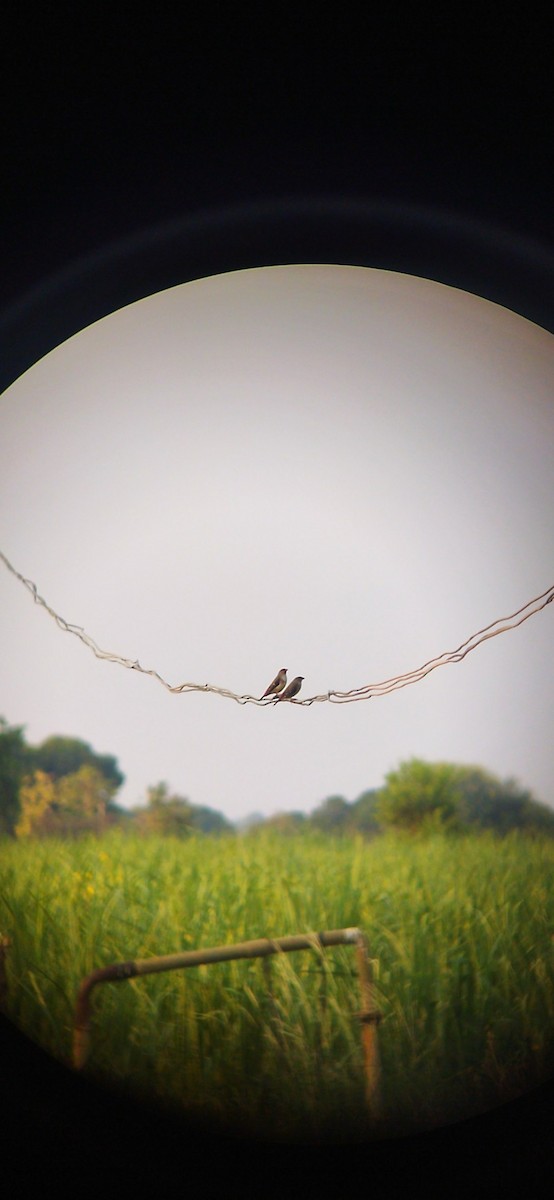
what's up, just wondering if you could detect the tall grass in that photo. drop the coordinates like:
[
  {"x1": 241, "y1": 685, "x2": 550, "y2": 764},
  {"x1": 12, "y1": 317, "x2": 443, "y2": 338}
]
[{"x1": 1, "y1": 828, "x2": 553, "y2": 1140}]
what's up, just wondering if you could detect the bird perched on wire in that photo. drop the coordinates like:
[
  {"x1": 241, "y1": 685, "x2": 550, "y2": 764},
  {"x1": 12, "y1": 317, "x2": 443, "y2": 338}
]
[
  {"x1": 276, "y1": 675, "x2": 304, "y2": 702},
  {"x1": 260, "y1": 667, "x2": 288, "y2": 700}
]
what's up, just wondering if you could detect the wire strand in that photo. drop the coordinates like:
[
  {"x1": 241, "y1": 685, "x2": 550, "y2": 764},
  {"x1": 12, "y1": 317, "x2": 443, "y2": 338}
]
[{"x1": 1, "y1": 549, "x2": 552, "y2": 707}]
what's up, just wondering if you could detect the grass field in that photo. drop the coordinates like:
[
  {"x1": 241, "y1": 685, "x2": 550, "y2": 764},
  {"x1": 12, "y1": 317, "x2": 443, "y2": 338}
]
[{"x1": 1, "y1": 828, "x2": 553, "y2": 1141}]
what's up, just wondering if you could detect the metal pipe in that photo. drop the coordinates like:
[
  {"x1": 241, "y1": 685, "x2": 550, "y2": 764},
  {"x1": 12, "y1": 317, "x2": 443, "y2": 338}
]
[
  {"x1": 0, "y1": 934, "x2": 11, "y2": 1011},
  {"x1": 354, "y1": 930, "x2": 383, "y2": 1119},
  {"x1": 73, "y1": 928, "x2": 362, "y2": 1070}
]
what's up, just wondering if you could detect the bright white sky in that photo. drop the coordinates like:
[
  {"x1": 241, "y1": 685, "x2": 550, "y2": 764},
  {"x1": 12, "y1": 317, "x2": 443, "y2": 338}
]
[{"x1": 1, "y1": 265, "x2": 553, "y2": 821}]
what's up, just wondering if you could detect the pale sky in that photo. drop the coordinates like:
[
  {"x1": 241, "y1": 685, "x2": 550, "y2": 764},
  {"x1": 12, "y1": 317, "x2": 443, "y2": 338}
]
[{"x1": 1, "y1": 265, "x2": 553, "y2": 821}]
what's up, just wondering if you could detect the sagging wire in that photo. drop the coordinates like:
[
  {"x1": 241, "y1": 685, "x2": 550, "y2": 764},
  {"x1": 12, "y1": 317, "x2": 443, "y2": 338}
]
[{"x1": 1, "y1": 549, "x2": 552, "y2": 707}]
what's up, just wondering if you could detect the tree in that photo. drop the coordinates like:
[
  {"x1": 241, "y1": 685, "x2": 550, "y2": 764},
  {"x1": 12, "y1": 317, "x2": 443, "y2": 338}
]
[
  {"x1": 15, "y1": 769, "x2": 57, "y2": 838},
  {"x1": 264, "y1": 811, "x2": 307, "y2": 835},
  {"x1": 0, "y1": 717, "x2": 32, "y2": 836},
  {"x1": 235, "y1": 812, "x2": 266, "y2": 833},
  {"x1": 452, "y1": 766, "x2": 554, "y2": 836},
  {"x1": 375, "y1": 759, "x2": 461, "y2": 833},
  {"x1": 187, "y1": 804, "x2": 234, "y2": 835},
  {"x1": 56, "y1": 765, "x2": 111, "y2": 834},
  {"x1": 15, "y1": 765, "x2": 110, "y2": 838},
  {"x1": 30, "y1": 735, "x2": 124, "y2": 791},
  {"x1": 309, "y1": 795, "x2": 350, "y2": 834},
  {"x1": 375, "y1": 759, "x2": 554, "y2": 837},
  {"x1": 1, "y1": 722, "x2": 124, "y2": 837},
  {"x1": 348, "y1": 789, "x2": 380, "y2": 837},
  {"x1": 134, "y1": 782, "x2": 194, "y2": 838}
]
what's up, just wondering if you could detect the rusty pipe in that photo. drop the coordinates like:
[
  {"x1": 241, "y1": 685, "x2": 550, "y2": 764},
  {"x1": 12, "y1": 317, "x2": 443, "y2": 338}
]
[{"x1": 73, "y1": 927, "x2": 363, "y2": 1070}]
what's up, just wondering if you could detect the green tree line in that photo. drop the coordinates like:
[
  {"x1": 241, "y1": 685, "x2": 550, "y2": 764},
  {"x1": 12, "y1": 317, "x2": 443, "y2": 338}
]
[
  {"x1": 1, "y1": 716, "x2": 553, "y2": 841},
  {"x1": 0, "y1": 718, "x2": 230, "y2": 839}
]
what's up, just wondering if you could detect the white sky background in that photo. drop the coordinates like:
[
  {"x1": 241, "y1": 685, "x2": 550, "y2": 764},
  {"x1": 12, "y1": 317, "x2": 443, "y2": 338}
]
[{"x1": 1, "y1": 265, "x2": 553, "y2": 820}]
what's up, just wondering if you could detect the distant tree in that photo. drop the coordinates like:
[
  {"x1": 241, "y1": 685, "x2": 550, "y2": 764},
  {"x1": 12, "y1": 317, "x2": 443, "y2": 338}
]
[
  {"x1": 31, "y1": 735, "x2": 124, "y2": 791},
  {"x1": 374, "y1": 759, "x2": 554, "y2": 837},
  {"x1": 0, "y1": 717, "x2": 32, "y2": 836},
  {"x1": 15, "y1": 764, "x2": 110, "y2": 838},
  {"x1": 348, "y1": 790, "x2": 380, "y2": 837},
  {"x1": 187, "y1": 804, "x2": 234, "y2": 835},
  {"x1": 309, "y1": 795, "x2": 350, "y2": 834},
  {"x1": 452, "y1": 766, "x2": 554, "y2": 836},
  {"x1": 103, "y1": 800, "x2": 134, "y2": 827},
  {"x1": 134, "y1": 782, "x2": 194, "y2": 838},
  {"x1": 15, "y1": 769, "x2": 57, "y2": 839},
  {"x1": 146, "y1": 782, "x2": 170, "y2": 808},
  {"x1": 375, "y1": 760, "x2": 461, "y2": 833},
  {"x1": 236, "y1": 812, "x2": 266, "y2": 834},
  {"x1": 56, "y1": 765, "x2": 111, "y2": 834},
  {"x1": 264, "y1": 811, "x2": 307, "y2": 835}
]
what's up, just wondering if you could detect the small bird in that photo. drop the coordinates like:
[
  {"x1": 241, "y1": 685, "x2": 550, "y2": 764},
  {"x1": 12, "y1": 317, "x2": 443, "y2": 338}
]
[
  {"x1": 260, "y1": 668, "x2": 288, "y2": 700},
  {"x1": 276, "y1": 675, "x2": 304, "y2": 702}
]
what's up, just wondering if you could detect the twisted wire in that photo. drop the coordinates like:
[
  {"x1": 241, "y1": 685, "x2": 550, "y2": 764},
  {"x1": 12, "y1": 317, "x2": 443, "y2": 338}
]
[{"x1": 1, "y1": 549, "x2": 552, "y2": 707}]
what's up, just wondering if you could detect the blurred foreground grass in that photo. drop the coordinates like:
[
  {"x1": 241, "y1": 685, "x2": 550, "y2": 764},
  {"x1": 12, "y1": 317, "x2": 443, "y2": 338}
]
[{"x1": 1, "y1": 829, "x2": 553, "y2": 1139}]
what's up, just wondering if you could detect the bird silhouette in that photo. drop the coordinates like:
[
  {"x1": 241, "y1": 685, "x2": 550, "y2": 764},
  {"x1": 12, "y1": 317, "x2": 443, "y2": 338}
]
[
  {"x1": 276, "y1": 675, "x2": 304, "y2": 702},
  {"x1": 260, "y1": 667, "x2": 287, "y2": 700}
]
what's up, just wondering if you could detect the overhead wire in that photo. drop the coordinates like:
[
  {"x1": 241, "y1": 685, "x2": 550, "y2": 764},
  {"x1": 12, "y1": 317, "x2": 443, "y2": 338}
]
[{"x1": 1, "y1": 549, "x2": 552, "y2": 707}]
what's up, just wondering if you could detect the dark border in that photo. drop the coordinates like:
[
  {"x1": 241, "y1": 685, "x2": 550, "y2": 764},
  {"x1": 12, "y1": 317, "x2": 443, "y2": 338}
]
[
  {"x1": 1, "y1": 195, "x2": 553, "y2": 395},
  {"x1": 1, "y1": 193, "x2": 553, "y2": 1192}
]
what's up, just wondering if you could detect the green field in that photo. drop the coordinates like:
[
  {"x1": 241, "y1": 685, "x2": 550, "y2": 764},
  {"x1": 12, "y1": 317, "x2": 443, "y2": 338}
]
[{"x1": 1, "y1": 829, "x2": 553, "y2": 1140}]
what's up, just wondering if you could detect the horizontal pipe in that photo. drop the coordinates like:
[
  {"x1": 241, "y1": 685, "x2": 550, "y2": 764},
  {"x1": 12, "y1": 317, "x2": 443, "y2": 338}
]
[{"x1": 73, "y1": 928, "x2": 362, "y2": 1069}]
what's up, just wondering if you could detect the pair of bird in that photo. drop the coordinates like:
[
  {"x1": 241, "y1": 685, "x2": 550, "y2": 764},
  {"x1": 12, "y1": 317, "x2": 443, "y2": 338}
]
[{"x1": 260, "y1": 668, "x2": 304, "y2": 702}]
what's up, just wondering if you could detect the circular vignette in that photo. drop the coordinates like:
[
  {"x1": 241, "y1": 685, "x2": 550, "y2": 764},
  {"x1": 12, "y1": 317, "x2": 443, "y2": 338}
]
[
  {"x1": 1, "y1": 195, "x2": 553, "y2": 395},
  {"x1": 1, "y1": 194, "x2": 554, "y2": 1188}
]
